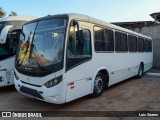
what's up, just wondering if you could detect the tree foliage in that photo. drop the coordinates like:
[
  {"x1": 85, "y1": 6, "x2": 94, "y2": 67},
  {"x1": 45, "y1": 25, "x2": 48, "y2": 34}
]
[
  {"x1": 0, "y1": 7, "x2": 6, "y2": 18},
  {"x1": 9, "y1": 11, "x2": 17, "y2": 16}
]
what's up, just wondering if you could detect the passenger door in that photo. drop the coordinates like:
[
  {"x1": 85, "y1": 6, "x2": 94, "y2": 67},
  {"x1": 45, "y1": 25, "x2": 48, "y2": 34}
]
[{"x1": 65, "y1": 21, "x2": 93, "y2": 102}]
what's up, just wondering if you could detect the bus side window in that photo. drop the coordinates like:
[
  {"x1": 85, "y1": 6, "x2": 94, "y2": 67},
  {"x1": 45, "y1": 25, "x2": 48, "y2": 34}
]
[
  {"x1": 76, "y1": 30, "x2": 84, "y2": 55},
  {"x1": 67, "y1": 26, "x2": 76, "y2": 57},
  {"x1": 138, "y1": 37, "x2": 144, "y2": 52},
  {"x1": 83, "y1": 30, "x2": 91, "y2": 55},
  {"x1": 149, "y1": 41, "x2": 152, "y2": 52},
  {"x1": 144, "y1": 39, "x2": 150, "y2": 52},
  {"x1": 76, "y1": 30, "x2": 91, "y2": 56},
  {"x1": 67, "y1": 28, "x2": 91, "y2": 57},
  {"x1": 115, "y1": 31, "x2": 128, "y2": 52},
  {"x1": 67, "y1": 25, "x2": 92, "y2": 70}
]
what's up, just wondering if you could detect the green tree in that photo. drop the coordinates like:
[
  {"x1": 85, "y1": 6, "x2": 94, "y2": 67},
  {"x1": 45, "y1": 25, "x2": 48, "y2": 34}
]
[
  {"x1": 0, "y1": 7, "x2": 6, "y2": 18},
  {"x1": 9, "y1": 11, "x2": 17, "y2": 16}
]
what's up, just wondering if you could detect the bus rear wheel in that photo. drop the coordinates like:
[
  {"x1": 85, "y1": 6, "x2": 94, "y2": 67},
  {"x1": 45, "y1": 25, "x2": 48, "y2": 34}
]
[
  {"x1": 136, "y1": 64, "x2": 143, "y2": 79},
  {"x1": 92, "y1": 73, "x2": 105, "y2": 97}
]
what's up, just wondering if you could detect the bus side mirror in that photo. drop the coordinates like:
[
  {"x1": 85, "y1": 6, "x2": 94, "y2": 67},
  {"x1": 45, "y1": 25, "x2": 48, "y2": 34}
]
[
  {"x1": 70, "y1": 20, "x2": 85, "y2": 46},
  {"x1": 0, "y1": 25, "x2": 13, "y2": 44},
  {"x1": 70, "y1": 20, "x2": 79, "y2": 27},
  {"x1": 70, "y1": 20, "x2": 80, "y2": 38}
]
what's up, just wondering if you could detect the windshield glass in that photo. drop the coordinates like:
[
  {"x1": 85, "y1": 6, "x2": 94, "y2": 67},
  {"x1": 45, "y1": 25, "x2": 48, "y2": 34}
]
[{"x1": 16, "y1": 19, "x2": 66, "y2": 70}]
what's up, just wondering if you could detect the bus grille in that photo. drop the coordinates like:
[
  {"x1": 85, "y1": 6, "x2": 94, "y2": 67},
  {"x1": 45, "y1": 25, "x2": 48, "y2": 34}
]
[{"x1": 20, "y1": 86, "x2": 44, "y2": 100}]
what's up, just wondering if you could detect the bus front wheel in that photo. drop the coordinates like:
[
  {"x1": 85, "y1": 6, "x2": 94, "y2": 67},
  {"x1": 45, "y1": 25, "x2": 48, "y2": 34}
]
[{"x1": 92, "y1": 73, "x2": 105, "y2": 97}]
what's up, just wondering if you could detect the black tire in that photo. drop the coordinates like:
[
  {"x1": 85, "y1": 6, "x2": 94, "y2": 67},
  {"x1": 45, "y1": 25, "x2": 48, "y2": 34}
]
[
  {"x1": 92, "y1": 73, "x2": 105, "y2": 97},
  {"x1": 136, "y1": 64, "x2": 143, "y2": 79}
]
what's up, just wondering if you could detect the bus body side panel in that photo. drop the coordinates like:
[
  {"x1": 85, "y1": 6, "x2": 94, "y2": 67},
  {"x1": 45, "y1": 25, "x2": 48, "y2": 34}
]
[
  {"x1": 65, "y1": 60, "x2": 93, "y2": 102},
  {"x1": 92, "y1": 52, "x2": 153, "y2": 87},
  {"x1": 0, "y1": 56, "x2": 15, "y2": 87},
  {"x1": 122, "y1": 52, "x2": 153, "y2": 80},
  {"x1": 123, "y1": 66, "x2": 138, "y2": 80}
]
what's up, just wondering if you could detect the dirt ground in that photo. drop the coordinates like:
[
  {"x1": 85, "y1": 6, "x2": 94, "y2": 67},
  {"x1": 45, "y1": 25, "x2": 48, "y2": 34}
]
[{"x1": 0, "y1": 70, "x2": 160, "y2": 120}]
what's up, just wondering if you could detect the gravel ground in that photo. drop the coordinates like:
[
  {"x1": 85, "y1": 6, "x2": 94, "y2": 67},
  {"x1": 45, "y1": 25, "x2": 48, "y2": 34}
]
[{"x1": 0, "y1": 70, "x2": 160, "y2": 120}]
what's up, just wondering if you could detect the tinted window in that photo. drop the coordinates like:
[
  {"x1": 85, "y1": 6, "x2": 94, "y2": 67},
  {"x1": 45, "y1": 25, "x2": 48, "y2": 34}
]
[
  {"x1": 115, "y1": 32, "x2": 128, "y2": 52},
  {"x1": 128, "y1": 35, "x2": 137, "y2": 52},
  {"x1": 94, "y1": 26, "x2": 114, "y2": 52},
  {"x1": 138, "y1": 38, "x2": 144, "y2": 52},
  {"x1": 67, "y1": 29, "x2": 91, "y2": 57},
  {"x1": 104, "y1": 29, "x2": 114, "y2": 51},
  {"x1": 144, "y1": 39, "x2": 150, "y2": 52},
  {"x1": 94, "y1": 27, "x2": 105, "y2": 51},
  {"x1": 149, "y1": 41, "x2": 152, "y2": 52}
]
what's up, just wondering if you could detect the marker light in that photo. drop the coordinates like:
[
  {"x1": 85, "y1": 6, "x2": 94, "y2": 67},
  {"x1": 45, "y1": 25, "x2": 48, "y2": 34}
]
[{"x1": 44, "y1": 76, "x2": 62, "y2": 88}]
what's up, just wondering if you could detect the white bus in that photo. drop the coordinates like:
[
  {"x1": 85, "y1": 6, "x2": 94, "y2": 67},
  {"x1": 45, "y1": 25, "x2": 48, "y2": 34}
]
[
  {"x1": 0, "y1": 16, "x2": 37, "y2": 87},
  {"x1": 14, "y1": 13, "x2": 153, "y2": 104}
]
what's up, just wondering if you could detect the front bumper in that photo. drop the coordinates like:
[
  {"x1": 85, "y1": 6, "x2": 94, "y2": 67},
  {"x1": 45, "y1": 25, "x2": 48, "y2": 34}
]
[{"x1": 14, "y1": 77, "x2": 66, "y2": 104}]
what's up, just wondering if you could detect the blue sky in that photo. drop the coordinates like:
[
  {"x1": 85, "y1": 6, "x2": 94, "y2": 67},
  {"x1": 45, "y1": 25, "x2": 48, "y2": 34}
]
[{"x1": 0, "y1": 0, "x2": 160, "y2": 22}]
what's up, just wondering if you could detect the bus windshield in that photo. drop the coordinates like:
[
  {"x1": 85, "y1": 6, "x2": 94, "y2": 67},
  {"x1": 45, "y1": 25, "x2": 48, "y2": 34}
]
[{"x1": 16, "y1": 19, "x2": 67, "y2": 71}]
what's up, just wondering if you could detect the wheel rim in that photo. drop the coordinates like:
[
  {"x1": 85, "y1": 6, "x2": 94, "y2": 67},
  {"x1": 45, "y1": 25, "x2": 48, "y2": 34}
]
[{"x1": 94, "y1": 76, "x2": 103, "y2": 94}]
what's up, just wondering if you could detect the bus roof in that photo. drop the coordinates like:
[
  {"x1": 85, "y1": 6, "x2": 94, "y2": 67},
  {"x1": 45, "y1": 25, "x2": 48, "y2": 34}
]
[
  {"x1": 0, "y1": 16, "x2": 38, "y2": 22},
  {"x1": 68, "y1": 13, "x2": 152, "y2": 39},
  {"x1": 24, "y1": 13, "x2": 152, "y2": 39}
]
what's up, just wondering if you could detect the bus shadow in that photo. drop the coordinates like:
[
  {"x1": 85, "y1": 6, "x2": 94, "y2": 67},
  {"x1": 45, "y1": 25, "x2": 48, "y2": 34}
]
[
  {"x1": 0, "y1": 85, "x2": 16, "y2": 93},
  {"x1": 105, "y1": 76, "x2": 136, "y2": 90}
]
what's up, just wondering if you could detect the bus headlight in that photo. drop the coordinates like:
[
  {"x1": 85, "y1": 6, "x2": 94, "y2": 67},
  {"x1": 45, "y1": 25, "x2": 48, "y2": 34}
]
[
  {"x1": 44, "y1": 76, "x2": 62, "y2": 88},
  {"x1": 14, "y1": 71, "x2": 19, "y2": 80}
]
